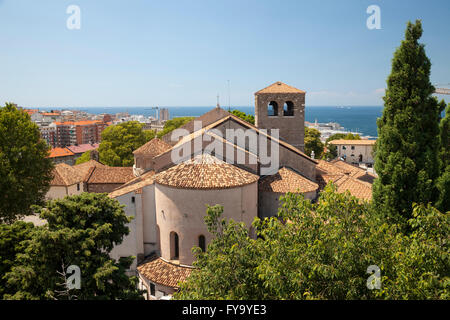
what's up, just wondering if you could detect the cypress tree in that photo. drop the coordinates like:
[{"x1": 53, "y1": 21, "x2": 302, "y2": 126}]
[{"x1": 373, "y1": 20, "x2": 444, "y2": 225}]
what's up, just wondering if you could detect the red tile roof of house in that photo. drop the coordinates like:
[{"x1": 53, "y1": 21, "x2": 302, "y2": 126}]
[
  {"x1": 51, "y1": 163, "x2": 83, "y2": 186},
  {"x1": 109, "y1": 170, "x2": 156, "y2": 198},
  {"x1": 133, "y1": 138, "x2": 172, "y2": 157},
  {"x1": 259, "y1": 167, "x2": 319, "y2": 193},
  {"x1": 48, "y1": 147, "x2": 75, "y2": 158},
  {"x1": 54, "y1": 120, "x2": 102, "y2": 126},
  {"x1": 329, "y1": 139, "x2": 376, "y2": 146},
  {"x1": 84, "y1": 166, "x2": 134, "y2": 184},
  {"x1": 255, "y1": 81, "x2": 305, "y2": 94},
  {"x1": 137, "y1": 255, "x2": 193, "y2": 289},
  {"x1": 73, "y1": 159, "x2": 107, "y2": 180},
  {"x1": 66, "y1": 143, "x2": 100, "y2": 155}
]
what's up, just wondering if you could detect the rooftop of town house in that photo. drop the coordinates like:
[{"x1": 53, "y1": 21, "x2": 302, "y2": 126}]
[
  {"x1": 109, "y1": 170, "x2": 156, "y2": 198},
  {"x1": 133, "y1": 137, "x2": 172, "y2": 157},
  {"x1": 54, "y1": 120, "x2": 103, "y2": 126},
  {"x1": 137, "y1": 254, "x2": 193, "y2": 289},
  {"x1": 255, "y1": 81, "x2": 306, "y2": 94},
  {"x1": 328, "y1": 139, "x2": 376, "y2": 146},
  {"x1": 332, "y1": 175, "x2": 373, "y2": 201},
  {"x1": 66, "y1": 143, "x2": 100, "y2": 154},
  {"x1": 259, "y1": 167, "x2": 319, "y2": 194},
  {"x1": 50, "y1": 163, "x2": 84, "y2": 186},
  {"x1": 48, "y1": 147, "x2": 75, "y2": 158},
  {"x1": 72, "y1": 159, "x2": 107, "y2": 180},
  {"x1": 154, "y1": 153, "x2": 259, "y2": 190},
  {"x1": 84, "y1": 166, "x2": 135, "y2": 184}
]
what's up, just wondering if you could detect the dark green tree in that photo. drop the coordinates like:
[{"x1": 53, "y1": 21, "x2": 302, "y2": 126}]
[
  {"x1": 156, "y1": 116, "x2": 195, "y2": 139},
  {"x1": 0, "y1": 221, "x2": 35, "y2": 298},
  {"x1": 174, "y1": 185, "x2": 449, "y2": 300},
  {"x1": 230, "y1": 110, "x2": 255, "y2": 125},
  {"x1": 435, "y1": 103, "x2": 449, "y2": 212},
  {"x1": 373, "y1": 20, "x2": 445, "y2": 225},
  {"x1": 75, "y1": 150, "x2": 92, "y2": 165},
  {"x1": 304, "y1": 127, "x2": 324, "y2": 159},
  {"x1": 0, "y1": 103, "x2": 54, "y2": 223},
  {"x1": 98, "y1": 121, "x2": 154, "y2": 167},
  {"x1": 4, "y1": 193, "x2": 144, "y2": 300}
]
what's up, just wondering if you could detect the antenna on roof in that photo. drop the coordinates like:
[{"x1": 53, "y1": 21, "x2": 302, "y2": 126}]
[{"x1": 216, "y1": 94, "x2": 220, "y2": 109}]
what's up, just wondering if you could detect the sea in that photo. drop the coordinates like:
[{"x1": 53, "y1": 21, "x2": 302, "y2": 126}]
[{"x1": 40, "y1": 106, "x2": 384, "y2": 138}]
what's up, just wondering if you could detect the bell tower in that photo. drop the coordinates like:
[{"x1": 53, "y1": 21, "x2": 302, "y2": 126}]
[{"x1": 255, "y1": 81, "x2": 306, "y2": 151}]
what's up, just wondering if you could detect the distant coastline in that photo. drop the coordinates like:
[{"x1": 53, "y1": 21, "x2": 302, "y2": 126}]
[{"x1": 36, "y1": 106, "x2": 383, "y2": 137}]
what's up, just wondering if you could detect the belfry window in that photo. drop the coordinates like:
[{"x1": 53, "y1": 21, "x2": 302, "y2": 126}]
[
  {"x1": 283, "y1": 101, "x2": 294, "y2": 116},
  {"x1": 267, "y1": 101, "x2": 278, "y2": 116}
]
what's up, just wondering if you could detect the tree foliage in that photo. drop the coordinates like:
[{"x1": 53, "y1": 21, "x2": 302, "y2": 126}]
[
  {"x1": 373, "y1": 20, "x2": 446, "y2": 225},
  {"x1": 156, "y1": 117, "x2": 195, "y2": 139},
  {"x1": 98, "y1": 121, "x2": 155, "y2": 167},
  {"x1": 0, "y1": 103, "x2": 54, "y2": 223},
  {"x1": 75, "y1": 150, "x2": 92, "y2": 165},
  {"x1": 304, "y1": 127, "x2": 324, "y2": 159},
  {"x1": 436, "y1": 103, "x2": 450, "y2": 212},
  {"x1": 3, "y1": 193, "x2": 144, "y2": 300},
  {"x1": 230, "y1": 110, "x2": 255, "y2": 125},
  {"x1": 174, "y1": 185, "x2": 449, "y2": 300},
  {"x1": 0, "y1": 221, "x2": 35, "y2": 297}
]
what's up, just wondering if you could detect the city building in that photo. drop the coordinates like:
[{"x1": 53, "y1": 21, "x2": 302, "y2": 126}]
[
  {"x1": 328, "y1": 139, "x2": 376, "y2": 165},
  {"x1": 54, "y1": 120, "x2": 107, "y2": 147},
  {"x1": 66, "y1": 143, "x2": 100, "y2": 162}
]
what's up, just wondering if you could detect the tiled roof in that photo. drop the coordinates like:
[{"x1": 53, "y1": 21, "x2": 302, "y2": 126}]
[
  {"x1": 85, "y1": 167, "x2": 134, "y2": 184},
  {"x1": 133, "y1": 138, "x2": 172, "y2": 157},
  {"x1": 316, "y1": 160, "x2": 375, "y2": 201},
  {"x1": 155, "y1": 154, "x2": 259, "y2": 189},
  {"x1": 48, "y1": 147, "x2": 75, "y2": 158},
  {"x1": 255, "y1": 81, "x2": 305, "y2": 94},
  {"x1": 333, "y1": 175, "x2": 373, "y2": 201},
  {"x1": 137, "y1": 255, "x2": 192, "y2": 289},
  {"x1": 109, "y1": 170, "x2": 156, "y2": 198},
  {"x1": 54, "y1": 120, "x2": 102, "y2": 126},
  {"x1": 329, "y1": 160, "x2": 371, "y2": 178},
  {"x1": 329, "y1": 139, "x2": 376, "y2": 146},
  {"x1": 73, "y1": 160, "x2": 106, "y2": 180},
  {"x1": 66, "y1": 143, "x2": 99, "y2": 154},
  {"x1": 259, "y1": 167, "x2": 318, "y2": 193},
  {"x1": 51, "y1": 163, "x2": 83, "y2": 186}
]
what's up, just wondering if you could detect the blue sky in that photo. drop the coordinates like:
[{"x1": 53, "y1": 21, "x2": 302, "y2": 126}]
[{"x1": 0, "y1": 0, "x2": 449, "y2": 107}]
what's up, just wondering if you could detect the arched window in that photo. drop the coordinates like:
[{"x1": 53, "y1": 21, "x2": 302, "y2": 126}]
[
  {"x1": 267, "y1": 101, "x2": 278, "y2": 116},
  {"x1": 283, "y1": 101, "x2": 294, "y2": 116},
  {"x1": 170, "y1": 232, "x2": 179, "y2": 260},
  {"x1": 198, "y1": 235, "x2": 206, "y2": 252}
]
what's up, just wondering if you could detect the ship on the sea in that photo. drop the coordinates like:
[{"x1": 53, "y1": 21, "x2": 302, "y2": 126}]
[{"x1": 305, "y1": 119, "x2": 371, "y2": 142}]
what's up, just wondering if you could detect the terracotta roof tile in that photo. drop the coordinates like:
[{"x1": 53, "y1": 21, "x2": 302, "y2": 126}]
[
  {"x1": 48, "y1": 147, "x2": 75, "y2": 158},
  {"x1": 85, "y1": 167, "x2": 134, "y2": 184},
  {"x1": 133, "y1": 138, "x2": 172, "y2": 157},
  {"x1": 155, "y1": 154, "x2": 259, "y2": 189},
  {"x1": 259, "y1": 167, "x2": 318, "y2": 193},
  {"x1": 51, "y1": 163, "x2": 83, "y2": 186},
  {"x1": 73, "y1": 160, "x2": 107, "y2": 180},
  {"x1": 137, "y1": 255, "x2": 192, "y2": 289},
  {"x1": 329, "y1": 139, "x2": 376, "y2": 146},
  {"x1": 316, "y1": 160, "x2": 374, "y2": 201},
  {"x1": 66, "y1": 144, "x2": 99, "y2": 154},
  {"x1": 109, "y1": 171, "x2": 156, "y2": 198},
  {"x1": 255, "y1": 81, "x2": 305, "y2": 94}
]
